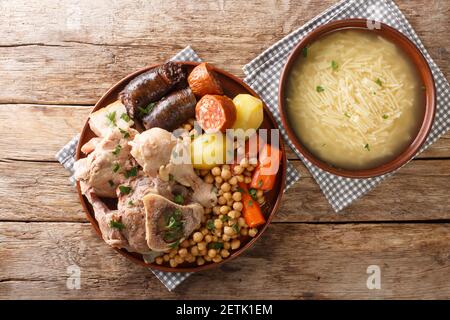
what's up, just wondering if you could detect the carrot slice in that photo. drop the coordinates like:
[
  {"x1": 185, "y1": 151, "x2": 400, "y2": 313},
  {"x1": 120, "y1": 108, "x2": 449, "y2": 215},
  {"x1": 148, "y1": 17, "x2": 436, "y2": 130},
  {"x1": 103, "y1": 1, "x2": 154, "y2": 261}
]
[
  {"x1": 239, "y1": 182, "x2": 266, "y2": 228},
  {"x1": 250, "y1": 144, "x2": 281, "y2": 191}
]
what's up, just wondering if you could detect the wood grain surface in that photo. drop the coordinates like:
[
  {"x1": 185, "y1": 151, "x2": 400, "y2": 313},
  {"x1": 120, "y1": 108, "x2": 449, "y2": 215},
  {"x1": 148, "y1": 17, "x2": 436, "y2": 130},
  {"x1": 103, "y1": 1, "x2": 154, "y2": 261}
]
[{"x1": 0, "y1": 0, "x2": 449, "y2": 299}]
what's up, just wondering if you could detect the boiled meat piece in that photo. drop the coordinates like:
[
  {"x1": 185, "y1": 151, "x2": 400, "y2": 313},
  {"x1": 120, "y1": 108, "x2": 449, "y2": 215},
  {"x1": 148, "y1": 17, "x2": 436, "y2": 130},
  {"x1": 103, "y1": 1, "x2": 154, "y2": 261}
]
[
  {"x1": 128, "y1": 127, "x2": 177, "y2": 176},
  {"x1": 142, "y1": 193, "x2": 203, "y2": 252},
  {"x1": 74, "y1": 128, "x2": 138, "y2": 198},
  {"x1": 88, "y1": 100, "x2": 134, "y2": 137},
  {"x1": 159, "y1": 137, "x2": 217, "y2": 208}
]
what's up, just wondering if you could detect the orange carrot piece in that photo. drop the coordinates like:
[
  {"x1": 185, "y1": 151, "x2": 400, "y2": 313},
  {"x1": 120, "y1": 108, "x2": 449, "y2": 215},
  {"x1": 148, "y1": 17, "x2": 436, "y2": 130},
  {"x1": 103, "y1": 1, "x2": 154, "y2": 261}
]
[{"x1": 239, "y1": 182, "x2": 265, "y2": 228}]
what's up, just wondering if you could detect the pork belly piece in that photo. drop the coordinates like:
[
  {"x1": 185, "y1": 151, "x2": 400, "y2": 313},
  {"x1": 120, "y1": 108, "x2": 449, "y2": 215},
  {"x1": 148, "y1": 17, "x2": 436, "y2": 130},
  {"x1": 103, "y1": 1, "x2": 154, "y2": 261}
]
[
  {"x1": 88, "y1": 100, "x2": 134, "y2": 137},
  {"x1": 143, "y1": 193, "x2": 203, "y2": 252}
]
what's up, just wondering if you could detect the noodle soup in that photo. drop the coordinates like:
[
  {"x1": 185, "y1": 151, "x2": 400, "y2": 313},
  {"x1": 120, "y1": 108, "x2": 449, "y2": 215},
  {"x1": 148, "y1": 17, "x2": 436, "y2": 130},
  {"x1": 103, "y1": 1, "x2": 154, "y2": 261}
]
[{"x1": 285, "y1": 29, "x2": 425, "y2": 170}]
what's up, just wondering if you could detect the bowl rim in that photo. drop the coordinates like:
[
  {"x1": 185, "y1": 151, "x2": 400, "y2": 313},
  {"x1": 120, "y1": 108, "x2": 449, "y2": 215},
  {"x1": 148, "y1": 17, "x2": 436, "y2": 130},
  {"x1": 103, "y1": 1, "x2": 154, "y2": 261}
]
[
  {"x1": 76, "y1": 61, "x2": 287, "y2": 272},
  {"x1": 278, "y1": 18, "x2": 436, "y2": 178}
]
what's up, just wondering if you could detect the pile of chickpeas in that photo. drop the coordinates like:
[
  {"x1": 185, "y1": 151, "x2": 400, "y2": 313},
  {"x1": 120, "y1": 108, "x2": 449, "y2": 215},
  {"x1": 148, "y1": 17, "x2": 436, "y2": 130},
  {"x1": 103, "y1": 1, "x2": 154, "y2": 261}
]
[{"x1": 155, "y1": 144, "x2": 266, "y2": 268}]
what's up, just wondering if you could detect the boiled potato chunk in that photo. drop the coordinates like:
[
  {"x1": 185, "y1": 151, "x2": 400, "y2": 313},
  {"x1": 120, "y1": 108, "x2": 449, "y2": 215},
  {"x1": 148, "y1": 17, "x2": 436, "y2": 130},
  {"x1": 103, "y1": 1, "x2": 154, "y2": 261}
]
[
  {"x1": 232, "y1": 94, "x2": 264, "y2": 132},
  {"x1": 191, "y1": 133, "x2": 231, "y2": 169}
]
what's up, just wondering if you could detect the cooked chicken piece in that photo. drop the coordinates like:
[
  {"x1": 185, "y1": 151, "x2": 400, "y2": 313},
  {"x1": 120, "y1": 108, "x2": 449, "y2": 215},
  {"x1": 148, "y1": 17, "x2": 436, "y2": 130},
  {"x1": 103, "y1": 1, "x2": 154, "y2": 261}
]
[
  {"x1": 160, "y1": 137, "x2": 217, "y2": 208},
  {"x1": 74, "y1": 128, "x2": 138, "y2": 198},
  {"x1": 142, "y1": 193, "x2": 203, "y2": 252},
  {"x1": 129, "y1": 128, "x2": 177, "y2": 176},
  {"x1": 89, "y1": 100, "x2": 134, "y2": 137},
  {"x1": 80, "y1": 137, "x2": 102, "y2": 154}
]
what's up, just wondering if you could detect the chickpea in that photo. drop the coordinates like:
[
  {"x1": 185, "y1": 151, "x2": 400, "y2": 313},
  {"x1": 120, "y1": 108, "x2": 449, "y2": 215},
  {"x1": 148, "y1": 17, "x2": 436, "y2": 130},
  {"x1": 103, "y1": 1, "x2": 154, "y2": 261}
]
[
  {"x1": 227, "y1": 210, "x2": 237, "y2": 219},
  {"x1": 163, "y1": 254, "x2": 170, "y2": 262},
  {"x1": 231, "y1": 239, "x2": 241, "y2": 250},
  {"x1": 212, "y1": 235, "x2": 219, "y2": 242},
  {"x1": 233, "y1": 165, "x2": 244, "y2": 175},
  {"x1": 228, "y1": 176, "x2": 238, "y2": 185},
  {"x1": 204, "y1": 234, "x2": 213, "y2": 243},
  {"x1": 175, "y1": 255, "x2": 184, "y2": 264},
  {"x1": 197, "y1": 242, "x2": 207, "y2": 251},
  {"x1": 226, "y1": 200, "x2": 234, "y2": 207},
  {"x1": 223, "y1": 192, "x2": 232, "y2": 200},
  {"x1": 219, "y1": 205, "x2": 230, "y2": 215},
  {"x1": 247, "y1": 165, "x2": 255, "y2": 171},
  {"x1": 199, "y1": 169, "x2": 209, "y2": 176},
  {"x1": 232, "y1": 191, "x2": 242, "y2": 202},
  {"x1": 208, "y1": 249, "x2": 217, "y2": 258},
  {"x1": 224, "y1": 226, "x2": 234, "y2": 236},
  {"x1": 197, "y1": 257, "x2": 205, "y2": 266},
  {"x1": 169, "y1": 249, "x2": 177, "y2": 258},
  {"x1": 249, "y1": 228, "x2": 258, "y2": 237},
  {"x1": 189, "y1": 239, "x2": 196, "y2": 246},
  {"x1": 212, "y1": 256, "x2": 223, "y2": 263},
  {"x1": 214, "y1": 229, "x2": 222, "y2": 237},
  {"x1": 223, "y1": 242, "x2": 231, "y2": 250},
  {"x1": 233, "y1": 201, "x2": 243, "y2": 212},
  {"x1": 191, "y1": 246, "x2": 199, "y2": 256},
  {"x1": 186, "y1": 254, "x2": 196, "y2": 263},
  {"x1": 221, "y1": 169, "x2": 232, "y2": 181},
  {"x1": 211, "y1": 166, "x2": 221, "y2": 176},
  {"x1": 218, "y1": 196, "x2": 227, "y2": 205},
  {"x1": 221, "y1": 182, "x2": 231, "y2": 192},
  {"x1": 169, "y1": 259, "x2": 178, "y2": 268},
  {"x1": 221, "y1": 249, "x2": 230, "y2": 258},
  {"x1": 240, "y1": 158, "x2": 249, "y2": 168},
  {"x1": 244, "y1": 176, "x2": 252, "y2": 184},
  {"x1": 178, "y1": 248, "x2": 188, "y2": 257},
  {"x1": 215, "y1": 176, "x2": 223, "y2": 184},
  {"x1": 180, "y1": 240, "x2": 190, "y2": 248},
  {"x1": 214, "y1": 219, "x2": 223, "y2": 229},
  {"x1": 238, "y1": 217, "x2": 247, "y2": 227},
  {"x1": 204, "y1": 174, "x2": 214, "y2": 184},
  {"x1": 240, "y1": 228, "x2": 248, "y2": 236},
  {"x1": 257, "y1": 197, "x2": 265, "y2": 205},
  {"x1": 155, "y1": 256, "x2": 163, "y2": 265},
  {"x1": 199, "y1": 249, "x2": 207, "y2": 256},
  {"x1": 204, "y1": 255, "x2": 212, "y2": 262},
  {"x1": 213, "y1": 205, "x2": 221, "y2": 215},
  {"x1": 222, "y1": 234, "x2": 230, "y2": 242},
  {"x1": 201, "y1": 227, "x2": 209, "y2": 235},
  {"x1": 236, "y1": 175, "x2": 245, "y2": 182},
  {"x1": 256, "y1": 189, "x2": 264, "y2": 198},
  {"x1": 222, "y1": 164, "x2": 231, "y2": 171}
]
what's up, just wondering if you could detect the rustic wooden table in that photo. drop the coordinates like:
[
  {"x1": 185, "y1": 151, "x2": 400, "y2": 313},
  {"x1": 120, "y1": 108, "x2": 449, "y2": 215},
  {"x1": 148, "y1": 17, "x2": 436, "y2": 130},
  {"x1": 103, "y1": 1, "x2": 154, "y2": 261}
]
[{"x1": 0, "y1": 0, "x2": 449, "y2": 300}]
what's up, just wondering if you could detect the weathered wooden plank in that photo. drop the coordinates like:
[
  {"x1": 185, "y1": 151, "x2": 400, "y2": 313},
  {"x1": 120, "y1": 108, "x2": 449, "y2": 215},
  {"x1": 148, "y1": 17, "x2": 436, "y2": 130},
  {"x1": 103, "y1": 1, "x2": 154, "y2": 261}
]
[
  {"x1": 1, "y1": 104, "x2": 450, "y2": 162},
  {"x1": 0, "y1": 0, "x2": 448, "y2": 104},
  {"x1": 1, "y1": 222, "x2": 449, "y2": 299},
  {"x1": 1, "y1": 159, "x2": 449, "y2": 223}
]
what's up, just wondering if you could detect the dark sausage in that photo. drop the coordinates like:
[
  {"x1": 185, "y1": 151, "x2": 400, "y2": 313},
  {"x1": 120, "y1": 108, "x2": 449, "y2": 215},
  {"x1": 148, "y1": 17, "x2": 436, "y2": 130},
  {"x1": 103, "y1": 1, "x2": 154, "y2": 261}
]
[
  {"x1": 142, "y1": 87, "x2": 197, "y2": 131},
  {"x1": 119, "y1": 62, "x2": 186, "y2": 118}
]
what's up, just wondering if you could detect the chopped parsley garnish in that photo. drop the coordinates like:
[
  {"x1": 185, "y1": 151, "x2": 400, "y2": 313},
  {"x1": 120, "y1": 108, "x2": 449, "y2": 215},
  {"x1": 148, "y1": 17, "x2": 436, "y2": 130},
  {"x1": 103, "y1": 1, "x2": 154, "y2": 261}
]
[
  {"x1": 124, "y1": 166, "x2": 138, "y2": 178},
  {"x1": 302, "y1": 46, "x2": 308, "y2": 58},
  {"x1": 120, "y1": 113, "x2": 130, "y2": 122},
  {"x1": 206, "y1": 219, "x2": 215, "y2": 230},
  {"x1": 208, "y1": 242, "x2": 224, "y2": 250},
  {"x1": 168, "y1": 239, "x2": 180, "y2": 249},
  {"x1": 237, "y1": 187, "x2": 244, "y2": 193},
  {"x1": 112, "y1": 144, "x2": 122, "y2": 156},
  {"x1": 232, "y1": 223, "x2": 240, "y2": 234},
  {"x1": 112, "y1": 162, "x2": 120, "y2": 173},
  {"x1": 138, "y1": 102, "x2": 156, "y2": 116},
  {"x1": 174, "y1": 194, "x2": 184, "y2": 205},
  {"x1": 169, "y1": 174, "x2": 174, "y2": 181},
  {"x1": 316, "y1": 85, "x2": 325, "y2": 93},
  {"x1": 109, "y1": 220, "x2": 125, "y2": 230},
  {"x1": 119, "y1": 128, "x2": 130, "y2": 139},
  {"x1": 382, "y1": 114, "x2": 389, "y2": 119},
  {"x1": 108, "y1": 180, "x2": 114, "y2": 187},
  {"x1": 118, "y1": 185, "x2": 132, "y2": 195},
  {"x1": 106, "y1": 111, "x2": 117, "y2": 126},
  {"x1": 375, "y1": 78, "x2": 383, "y2": 87},
  {"x1": 221, "y1": 215, "x2": 230, "y2": 222},
  {"x1": 257, "y1": 180, "x2": 263, "y2": 188},
  {"x1": 248, "y1": 200, "x2": 254, "y2": 207},
  {"x1": 364, "y1": 144, "x2": 371, "y2": 151},
  {"x1": 344, "y1": 112, "x2": 351, "y2": 118},
  {"x1": 331, "y1": 60, "x2": 338, "y2": 71},
  {"x1": 249, "y1": 188, "x2": 258, "y2": 200},
  {"x1": 128, "y1": 200, "x2": 134, "y2": 206},
  {"x1": 164, "y1": 210, "x2": 184, "y2": 243}
]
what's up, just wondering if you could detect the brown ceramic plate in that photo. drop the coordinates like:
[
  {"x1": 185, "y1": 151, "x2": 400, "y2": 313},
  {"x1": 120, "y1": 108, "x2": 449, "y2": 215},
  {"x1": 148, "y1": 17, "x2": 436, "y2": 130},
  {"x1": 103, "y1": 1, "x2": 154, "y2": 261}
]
[
  {"x1": 76, "y1": 61, "x2": 287, "y2": 272},
  {"x1": 278, "y1": 19, "x2": 436, "y2": 178}
]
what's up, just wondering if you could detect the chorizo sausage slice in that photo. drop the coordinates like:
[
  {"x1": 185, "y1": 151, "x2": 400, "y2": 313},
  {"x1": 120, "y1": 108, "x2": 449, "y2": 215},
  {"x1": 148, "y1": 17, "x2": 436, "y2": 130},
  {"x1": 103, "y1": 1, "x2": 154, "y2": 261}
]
[
  {"x1": 195, "y1": 95, "x2": 236, "y2": 132},
  {"x1": 188, "y1": 63, "x2": 223, "y2": 97}
]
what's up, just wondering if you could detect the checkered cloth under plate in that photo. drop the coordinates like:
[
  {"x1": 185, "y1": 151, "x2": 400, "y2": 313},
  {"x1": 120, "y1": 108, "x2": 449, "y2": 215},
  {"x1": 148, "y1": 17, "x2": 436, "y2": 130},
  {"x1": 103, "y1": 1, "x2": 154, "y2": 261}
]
[
  {"x1": 243, "y1": 0, "x2": 450, "y2": 212},
  {"x1": 56, "y1": 46, "x2": 301, "y2": 291}
]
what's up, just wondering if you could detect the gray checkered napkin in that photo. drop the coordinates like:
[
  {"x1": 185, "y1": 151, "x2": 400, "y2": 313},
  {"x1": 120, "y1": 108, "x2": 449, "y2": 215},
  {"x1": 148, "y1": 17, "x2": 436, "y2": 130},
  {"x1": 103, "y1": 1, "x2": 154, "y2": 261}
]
[
  {"x1": 243, "y1": 0, "x2": 450, "y2": 212},
  {"x1": 56, "y1": 46, "x2": 300, "y2": 291}
]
